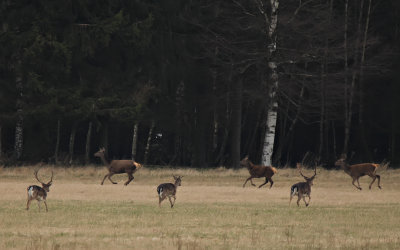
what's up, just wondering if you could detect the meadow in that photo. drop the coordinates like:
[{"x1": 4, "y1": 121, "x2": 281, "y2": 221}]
[{"x1": 0, "y1": 165, "x2": 399, "y2": 250}]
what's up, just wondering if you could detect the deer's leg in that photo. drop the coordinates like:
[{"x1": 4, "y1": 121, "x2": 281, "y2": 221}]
[
  {"x1": 44, "y1": 200, "x2": 48, "y2": 212},
  {"x1": 101, "y1": 174, "x2": 109, "y2": 185},
  {"x1": 296, "y1": 195, "x2": 301, "y2": 207},
  {"x1": 124, "y1": 172, "x2": 134, "y2": 186},
  {"x1": 108, "y1": 173, "x2": 117, "y2": 184},
  {"x1": 258, "y1": 177, "x2": 269, "y2": 188},
  {"x1": 289, "y1": 194, "x2": 293, "y2": 206},
  {"x1": 368, "y1": 174, "x2": 377, "y2": 189},
  {"x1": 168, "y1": 196, "x2": 174, "y2": 208},
  {"x1": 243, "y1": 177, "x2": 252, "y2": 187},
  {"x1": 26, "y1": 199, "x2": 31, "y2": 210},
  {"x1": 303, "y1": 196, "x2": 309, "y2": 207},
  {"x1": 269, "y1": 177, "x2": 274, "y2": 188},
  {"x1": 352, "y1": 177, "x2": 362, "y2": 190},
  {"x1": 158, "y1": 196, "x2": 163, "y2": 208},
  {"x1": 172, "y1": 196, "x2": 176, "y2": 207},
  {"x1": 37, "y1": 201, "x2": 41, "y2": 212},
  {"x1": 376, "y1": 175, "x2": 381, "y2": 189}
]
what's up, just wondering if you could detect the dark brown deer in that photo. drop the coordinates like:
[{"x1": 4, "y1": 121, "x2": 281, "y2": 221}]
[
  {"x1": 240, "y1": 156, "x2": 277, "y2": 188},
  {"x1": 335, "y1": 155, "x2": 382, "y2": 190},
  {"x1": 289, "y1": 163, "x2": 317, "y2": 207},
  {"x1": 157, "y1": 175, "x2": 182, "y2": 208},
  {"x1": 94, "y1": 147, "x2": 143, "y2": 185},
  {"x1": 26, "y1": 168, "x2": 53, "y2": 212}
]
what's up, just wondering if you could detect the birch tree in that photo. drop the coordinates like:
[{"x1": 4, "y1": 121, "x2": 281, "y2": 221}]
[{"x1": 260, "y1": 0, "x2": 279, "y2": 166}]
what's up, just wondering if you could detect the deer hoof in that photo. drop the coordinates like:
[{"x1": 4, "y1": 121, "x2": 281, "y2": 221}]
[
  {"x1": 379, "y1": 186, "x2": 382, "y2": 189},
  {"x1": 306, "y1": 204, "x2": 309, "y2": 207}
]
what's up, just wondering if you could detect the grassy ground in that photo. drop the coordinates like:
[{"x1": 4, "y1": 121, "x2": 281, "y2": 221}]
[{"x1": 0, "y1": 165, "x2": 399, "y2": 249}]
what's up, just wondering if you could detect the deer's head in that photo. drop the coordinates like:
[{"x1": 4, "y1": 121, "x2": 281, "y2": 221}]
[
  {"x1": 335, "y1": 154, "x2": 347, "y2": 168},
  {"x1": 240, "y1": 156, "x2": 251, "y2": 168},
  {"x1": 297, "y1": 163, "x2": 317, "y2": 186},
  {"x1": 34, "y1": 169, "x2": 53, "y2": 192},
  {"x1": 94, "y1": 147, "x2": 106, "y2": 158},
  {"x1": 173, "y1": 175, "x2": 182, "y2": 186}
]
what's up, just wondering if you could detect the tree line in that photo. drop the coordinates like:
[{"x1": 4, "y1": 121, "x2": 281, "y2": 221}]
[{"x1": 0, "y1": 0, "x2": 399, "y2": 168}]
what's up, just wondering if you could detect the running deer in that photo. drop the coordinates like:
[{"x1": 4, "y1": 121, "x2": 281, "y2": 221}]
[
  {"x1": 289, "y1": 163, "x2": 316, "y2": 207},
  {"x1": 240, "y1": 156, "x2": 277, "y2": 188},
  {"x1": 335, "y1": 155, "x2": 382, "y2": 190},
  {"x1": 26, "y1": 168, "x2": 53, "y2": 212},
  {"x1": 94, "y1": 147, "x2": 143, "y2": 185},
  {"x1": 157, "y1": 175, "x2": 182, "y2": 208}
]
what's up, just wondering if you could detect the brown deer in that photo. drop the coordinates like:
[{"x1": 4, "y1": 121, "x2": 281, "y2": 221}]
[
  {"x1": 289, "y1": 163, "x2": 317, "y2": 207},
  {"x1": 94, "y1": 147, "x2": 143, "y2": 185},
  {"x1": 157, "y1": 175, "x2": 182, "y2": 208},
  {"x1": 240, "y1": 156, "x2": 277, "y2": 188},
  {"x1": 335, "y1": 155, "x2": 382, "y2": 190},
  {"x1": 27, "y1": 168, "x2": 53, "y2": 212}
]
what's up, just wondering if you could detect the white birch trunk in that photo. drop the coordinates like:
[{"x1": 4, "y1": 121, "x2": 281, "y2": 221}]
[
  {"x1": 144, "y1": 120, "x2": 155, "y2": 164},
  {"x1": 261, "y1": 0, "x2": 279, "y2": 166},
  {"x1": 131, "y1": 123, "x2": 139, "y2": 161}
]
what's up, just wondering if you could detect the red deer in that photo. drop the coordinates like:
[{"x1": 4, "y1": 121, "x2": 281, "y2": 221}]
[
  {"x1": 335, "y1": 155, "x2": 382, "y2": 190},
  {"x1": 240, "y1": 156, "x2": 277, "y2": 188},
  {"x1": 289, "y1": 163, "x2": 316, "y2": 207},
  {"x1": 157, "y1": 175, "x2": 182, "y2": 208},
  {"x1": 94, "y1": 147, "x2": 143, "y2": 185},
  {"x1": 27, "y1": 168, "x2": 53, "y2": 212}
]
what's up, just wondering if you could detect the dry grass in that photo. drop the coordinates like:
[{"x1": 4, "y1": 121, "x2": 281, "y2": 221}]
[{"x1": 0, "y1": 165, "x2": 399, "y2": 249}]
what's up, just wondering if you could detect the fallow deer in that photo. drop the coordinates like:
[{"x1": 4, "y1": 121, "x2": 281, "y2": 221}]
[
  {"x1": 335, "y1": 155, "x2": 382, "y2": 190},
  {"x1": 26, "y1": 168, "x2": 53, "y2": 212},
  {"x1": 94, "y1": 147, "x2": 143, "y2": 185},
  {"x1": 240, "y1": 156, "x2": 277, "y2": 188},
  {"x1": 289, "y1": 163, "x2": 316, "y2": 207},
  {"x1": 157, "y1": 175, "x2": 182, "y2": 208}
]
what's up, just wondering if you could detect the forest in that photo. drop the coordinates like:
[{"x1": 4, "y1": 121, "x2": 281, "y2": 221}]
[{"x1": 0, "y1": 0, "x2": 399, "y2": 168}]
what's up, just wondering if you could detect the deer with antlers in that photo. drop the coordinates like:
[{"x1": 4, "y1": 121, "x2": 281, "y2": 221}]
[
  {"x1": 240, "y1": 156, "x2": 277, "y2": 188},
  {"x1": 289, "y1": 163, "x2": 317, "y2": 207},
  {"x1": 26, "y1": 168, "x2": 53, "y2": 212},
  {"x1": 157, "y1": 175, "x2": 182, "y2": 208},
  {"x1": 335, "y1": 154, "x2": 383, "y2": 190},
  {"x1": 94, "y1": 147, "x2": 143, "y2": 185}
]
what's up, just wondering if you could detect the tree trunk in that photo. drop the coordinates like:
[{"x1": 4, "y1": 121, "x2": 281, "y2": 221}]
[
  {"x1": 131, "y1": 123, "x2": 139, "y2": 161},
  {"x1": 54, "y1": 119, "x2": 61, "y2": 164},
  {"x1": 144, "y1": 120, "x2": 155, "y2": 164},
  {"x1": 69, "y1": 123, "x2": 78, "y2": 165},
  {"x1": 85, "y1": 121, "x2": 93, "y2": 165},
  {"x1": 0, "y1": 125, "x2": 2, "y2": 159},
  {"x1": 230, "y1": 77, "x2": 242, "y2": 169},
  {"x1": 13, "y1": 72, "x2": 23, "y2": 160},
  {"x1": 343, "y1": 0, "x2": 350, "y2": 155},
  {"x1": 358, "y1": 0, "x2": 372, "y2": 160},
  {"x1": 261, "y1": 0, "x2": 279, "y2": 166}
]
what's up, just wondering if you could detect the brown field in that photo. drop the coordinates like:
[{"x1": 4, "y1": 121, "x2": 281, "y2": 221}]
[{"x1": 0, "y1": 165, "x2": 399, "y2": 250}]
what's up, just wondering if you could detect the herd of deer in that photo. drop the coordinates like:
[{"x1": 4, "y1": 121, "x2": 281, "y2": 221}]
[{"x1": 25, "y1": 149, "x2": 385, "y2": 212}]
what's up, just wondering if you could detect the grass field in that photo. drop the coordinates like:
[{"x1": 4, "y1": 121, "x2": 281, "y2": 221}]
[{"x1": 0, "y1": 165, "x2": 399, "y2": 250}]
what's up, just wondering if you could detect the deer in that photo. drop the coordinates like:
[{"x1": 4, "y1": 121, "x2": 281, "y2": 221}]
[
  {"x1": 157, "y1": 175, "x2": 182, "y2": 208},
  {"x1": 289, "y1": 163, "x2": 317, "y2": 207},
  {"x1": 94, "y1": 147, "x2": 143, "y2": 185},
  {"x1": 26, "y1": 168, "x2": 53, "y2": 212},
  {"x1": 335, "y1": 154, "x2": 382, "y2": 190},
  {"x1": 240, "y1": 156, "x2": 277, "y2": 188}
]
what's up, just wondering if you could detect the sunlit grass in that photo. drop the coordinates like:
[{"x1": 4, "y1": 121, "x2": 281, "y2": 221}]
[{"x1": 0, "y1": 165, "x2": 399, "y2": 249}]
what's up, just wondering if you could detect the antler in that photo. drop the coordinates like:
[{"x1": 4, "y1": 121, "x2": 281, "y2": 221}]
[
  {"x1": 48, "y1": 170, "x2": 54, "y2": 184},
  {"x1": 34, "y1": 168, "x2": 53, "y2": 185},
  {"x1": 34, "y1": 169, "x2": 45, "y2": 184},
  {"x1": 296, "y1": 163, "x2": 307, "y2": 178}
]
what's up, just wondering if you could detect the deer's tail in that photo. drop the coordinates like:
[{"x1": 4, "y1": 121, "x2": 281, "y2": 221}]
[{"x1": 270, "y1": 166, "x2": 278, "y2": 174}]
